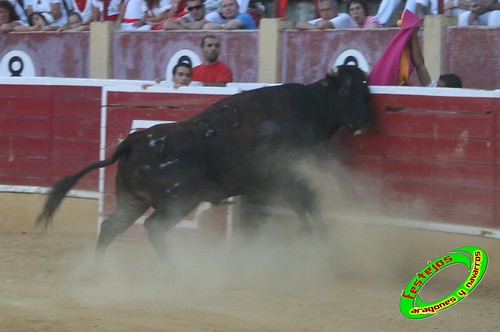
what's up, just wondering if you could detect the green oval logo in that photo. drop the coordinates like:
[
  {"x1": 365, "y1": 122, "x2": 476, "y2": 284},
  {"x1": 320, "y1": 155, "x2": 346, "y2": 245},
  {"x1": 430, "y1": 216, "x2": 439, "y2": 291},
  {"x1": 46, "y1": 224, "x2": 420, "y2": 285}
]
[{"x1": 399, "y1": 246, "x2": 488, "y2": 319}]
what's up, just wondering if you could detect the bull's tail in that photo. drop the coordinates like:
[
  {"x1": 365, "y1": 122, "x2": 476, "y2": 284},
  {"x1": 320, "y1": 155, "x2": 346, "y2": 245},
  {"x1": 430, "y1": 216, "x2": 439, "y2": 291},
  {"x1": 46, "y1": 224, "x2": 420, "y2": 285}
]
[{"x1": 35, "y1": 139, "x2": 132, "y2": 231}]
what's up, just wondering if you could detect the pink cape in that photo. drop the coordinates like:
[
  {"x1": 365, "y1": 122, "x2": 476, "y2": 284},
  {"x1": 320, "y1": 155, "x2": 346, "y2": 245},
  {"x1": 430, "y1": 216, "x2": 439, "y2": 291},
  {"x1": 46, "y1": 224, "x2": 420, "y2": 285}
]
[{"x1": 368, "y1": 10, "x2": 422, "y2": 86}]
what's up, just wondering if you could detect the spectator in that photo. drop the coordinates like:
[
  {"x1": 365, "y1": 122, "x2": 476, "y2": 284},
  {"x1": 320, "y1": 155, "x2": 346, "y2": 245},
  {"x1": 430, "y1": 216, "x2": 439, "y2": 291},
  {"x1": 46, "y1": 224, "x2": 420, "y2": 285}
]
[
  {"x1": 91, "y1": 0, "x2": 121, "y2": 22},
  {"x1": 347, "y1": 0, "x2": 382, "y2": 28},
  {"x1": 416, "y1": 0, "x2": 470, "y2": 21},
  {"x1": 163, "y1": 0, "x2": 207, "y2": 29},
  {"x1": 203, "y1": 0, "x2": 256, "y2": 29},
  {"x1": 172, "y1": 56, "x2": 193, "y2": 88},
  {"x1": 67, "y1": 0, "x2": 93, "y2": 23},
  {"x1": 25, "y1": 0, "x2": 67, "y2": 27},
  {"x1": 119, "y1": 0, "x2": 151, "y2": 30},
  {"x1": 296, "y1": 0, "x2": 354, "y2": 30},
  {"x1": 14, "y1": 11, "x2": 60, "y2": 30},
  {"x1": 7, "y1": 0, "x2": 27, "y2": 24},
  {"x1": 192, "y1": 35, "x2": 233, "y2": 86},
  {"x1": 458, "y1": 0, "x2": 500, "y2": 26},
  {"x1": 58, "y1": 11, "x2": 89, "y2": 30},
  {"x1": 409, "y1": 28, "x2": 462, "y2": 87},
  {"x1": 144, "y1": 0, "x2": 178, "y2": 30},
  {"x1": 0, "y1": 0, "x2": 22, "y2": 32},
  {"x1": 374, "y1": 0, "x2": 417, "y2": 26}
]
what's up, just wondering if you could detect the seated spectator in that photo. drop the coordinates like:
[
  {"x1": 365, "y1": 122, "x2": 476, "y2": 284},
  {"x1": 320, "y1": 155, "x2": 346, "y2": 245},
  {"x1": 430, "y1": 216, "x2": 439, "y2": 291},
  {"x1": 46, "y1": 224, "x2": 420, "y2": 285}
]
[
  {"x1": 416, "y1": 0, "x2": 470, "y2": 21},
  {"x1": 25, "y1": 0, "x2": 67, "y2": 27},
  {"x1": 14, "y1": 11, "x2": 60, "y2": 30},
  {"x1": 0, "y1": 0, "x2": 22, "y2": 32},
  {"x1": 163, "y1": 0, "x2": 208, "y2": 30},
  {"x1": 192, "y1": 35, "x2": 233, "y2": 86},
  {"x1": 58, "y1": 11, "x2": 89, "y2": 31},
  {"x1": 202, "y1": 0, "x2": 256, "y2": 29},
  {"x1": 67, "y1": 0, "x2": 93, "y2": 24},
  {"x1": 347, "y1": 0, "x2": 382, "y2": 28},
  {"x1": 374, "y1": 0, "x2": 417, "y2": 26},
  {"x1": 144, "y1": 0, "x2": 178, "y2": 30},
  {"x1": 119, "y1": 0, "x2": 151, "y2": 30},
  {"x1": 91, "y1": 0, "x2": 121, "y2": 21},
  {"x1": 7, "y1": 0, "x2": 27, "y2": 24},
  {"x1": 458, "y1": 0, "x2": 500, "y2": 26},
  {"x1": 172, "y1": 56, "x2": 193, "y2": 88},
  {"x1": 296, "y1": 0, "x2": 354, "y2": 30}
]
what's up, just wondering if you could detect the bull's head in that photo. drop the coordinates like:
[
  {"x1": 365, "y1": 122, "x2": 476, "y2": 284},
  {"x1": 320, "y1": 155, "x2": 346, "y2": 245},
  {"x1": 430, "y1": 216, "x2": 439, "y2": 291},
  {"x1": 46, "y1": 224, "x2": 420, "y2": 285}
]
[{"x1": 324, "y1": 56, "x2": 372, "y2": 135}]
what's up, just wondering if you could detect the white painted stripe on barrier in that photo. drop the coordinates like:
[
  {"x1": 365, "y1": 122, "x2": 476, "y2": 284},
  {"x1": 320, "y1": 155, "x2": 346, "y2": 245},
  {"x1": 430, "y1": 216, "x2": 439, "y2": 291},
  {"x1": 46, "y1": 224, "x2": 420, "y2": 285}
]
[
  {"x1": 0, "y1": 185, "x2": 100, "y2": 199},
  {"x1": 103, "y1": 84, "x2": 241, "y2": 95},
  {"x1": 134, "y1": 216, "x2": 198, "y2": 229},
  {"x1": 130, "y1": 120, "x2": 174, "y2": 133},
  {"x1": 370, "y1": 85, "x2": 499, "y2": 98},
  {"x1": 334, "y1": 213, "x2": 500, "y2": 239},
  {"x1": 0, "y1": 77, "x2": 158, "y2": 87},
  {"x1": 245, "y1": 204, "x2": 500, "y2": 239}
]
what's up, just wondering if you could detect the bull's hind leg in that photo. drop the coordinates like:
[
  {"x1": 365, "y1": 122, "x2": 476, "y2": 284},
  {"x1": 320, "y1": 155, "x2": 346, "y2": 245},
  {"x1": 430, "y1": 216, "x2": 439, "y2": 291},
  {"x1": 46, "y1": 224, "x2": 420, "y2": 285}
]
[
  {"x1": 143, "y1": 200, "x2": 199, "y2": 261},
  {"x1": 285, "y1": 179, "x2": 329, "y2": 238},
  {"x1": 95, "y1": 197, "x2": 149, "y2": 260}
]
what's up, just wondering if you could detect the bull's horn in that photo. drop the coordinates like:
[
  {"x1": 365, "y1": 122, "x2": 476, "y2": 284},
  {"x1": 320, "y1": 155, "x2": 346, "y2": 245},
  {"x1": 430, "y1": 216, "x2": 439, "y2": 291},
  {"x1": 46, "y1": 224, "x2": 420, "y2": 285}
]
[{"x1": 343, "y1": 56, "x2": 359, "y2": 68}]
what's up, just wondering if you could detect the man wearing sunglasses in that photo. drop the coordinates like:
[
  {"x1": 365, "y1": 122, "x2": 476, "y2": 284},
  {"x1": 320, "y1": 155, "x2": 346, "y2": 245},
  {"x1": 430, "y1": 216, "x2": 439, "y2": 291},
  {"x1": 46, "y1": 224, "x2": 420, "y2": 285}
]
[{"x1": 163, "y1": 0, "x2": 208, "y2": 30}]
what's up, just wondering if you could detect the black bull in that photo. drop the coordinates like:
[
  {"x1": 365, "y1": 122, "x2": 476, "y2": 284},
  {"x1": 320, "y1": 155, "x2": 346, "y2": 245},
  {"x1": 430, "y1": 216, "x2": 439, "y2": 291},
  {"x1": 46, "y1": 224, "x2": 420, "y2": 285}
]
[{"x1": 36, "y1": 62, "x2": 371, "y2": 261}]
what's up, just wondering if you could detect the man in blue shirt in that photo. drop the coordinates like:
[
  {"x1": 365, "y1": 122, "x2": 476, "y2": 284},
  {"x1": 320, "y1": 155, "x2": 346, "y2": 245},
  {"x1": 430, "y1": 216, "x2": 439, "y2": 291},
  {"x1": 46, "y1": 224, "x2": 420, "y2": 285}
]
[{"x1": 203, "y1": 0, "x2": 257, "y2": 29}]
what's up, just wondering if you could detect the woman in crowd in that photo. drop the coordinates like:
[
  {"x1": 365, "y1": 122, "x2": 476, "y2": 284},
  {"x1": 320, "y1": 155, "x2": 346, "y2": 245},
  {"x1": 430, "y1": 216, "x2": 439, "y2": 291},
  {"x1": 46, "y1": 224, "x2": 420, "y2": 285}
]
[
  {"x1": 347, "y1": 0, "x2": 382, "y2": 28},
  {"x1": 14, "y1": 11, "x2": 59, "y2": 31},
  {"x1": 25, "y1": 0, "x2": 67, "y2": 27},
  {"x1": 58, "y1": 11, "x2": 90, "y2": 31},
  {"x1": 0, "y1": 0, "x2": 21, "y2": 32}
]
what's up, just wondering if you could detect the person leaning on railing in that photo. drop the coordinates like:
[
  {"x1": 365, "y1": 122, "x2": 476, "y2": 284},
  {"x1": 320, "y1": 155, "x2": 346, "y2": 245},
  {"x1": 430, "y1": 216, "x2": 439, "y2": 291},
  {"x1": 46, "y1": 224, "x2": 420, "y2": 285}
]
[
  {"x1": 295, "y1": 0, "x2": 354, "y2": 30},
  {"x1": 202, "y1": 0, "x2": 256, "y2": 29},
  {"x1": 163, "y1": 0, "x2": 208, "y2": 30},
  {"x1": 0, "y1": 0, "x2": 21, "y2": 32},
  {"x1": 347, "y1": 0, "x2": 382, "y2": 28},
  {"x1": 457, "y1": 0, "x2": 500, "y2": 26},
  {"x1": 25, "y1": 0, "x2": 67, "y2": 27}
]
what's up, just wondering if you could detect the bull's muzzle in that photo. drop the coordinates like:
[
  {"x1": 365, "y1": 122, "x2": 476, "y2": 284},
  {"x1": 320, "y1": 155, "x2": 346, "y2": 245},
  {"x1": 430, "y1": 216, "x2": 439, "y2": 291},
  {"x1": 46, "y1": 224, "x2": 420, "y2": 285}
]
[{"x1": 350, "y1": 120, "x2": 372, "y2": 135}]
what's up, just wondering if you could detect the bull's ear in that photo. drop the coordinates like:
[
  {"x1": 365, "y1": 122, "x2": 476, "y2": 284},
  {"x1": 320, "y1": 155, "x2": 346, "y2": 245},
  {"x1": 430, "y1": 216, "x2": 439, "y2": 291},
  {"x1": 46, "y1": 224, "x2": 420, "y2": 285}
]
[
  {"x1": 322, "y1": 66, "x2": 339, "y2": 86},
  {"x1": 330, "y1": 66, "x2": 339, "y2": 77}
]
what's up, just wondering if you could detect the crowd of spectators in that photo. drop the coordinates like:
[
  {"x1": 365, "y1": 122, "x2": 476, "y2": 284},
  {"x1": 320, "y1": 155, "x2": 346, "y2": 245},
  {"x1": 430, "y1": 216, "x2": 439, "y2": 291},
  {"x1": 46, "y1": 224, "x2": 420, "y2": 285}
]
[{"x1": 0, "y1": 0, "x2": 498, "y2": 33}]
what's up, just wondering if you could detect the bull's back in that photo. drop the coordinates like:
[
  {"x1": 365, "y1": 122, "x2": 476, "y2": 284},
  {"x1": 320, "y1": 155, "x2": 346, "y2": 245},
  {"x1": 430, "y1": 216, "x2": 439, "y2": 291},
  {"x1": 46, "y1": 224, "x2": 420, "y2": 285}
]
[{"x1": 190, "y1": 84, "x2": 328, "y2": 192}]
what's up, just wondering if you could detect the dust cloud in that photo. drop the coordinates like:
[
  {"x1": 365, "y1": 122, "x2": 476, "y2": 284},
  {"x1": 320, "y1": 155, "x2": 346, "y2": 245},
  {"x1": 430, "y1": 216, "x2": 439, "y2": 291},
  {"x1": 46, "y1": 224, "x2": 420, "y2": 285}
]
[{"x1": 68, "y1": 159, "x2": 420, "y2": 310}]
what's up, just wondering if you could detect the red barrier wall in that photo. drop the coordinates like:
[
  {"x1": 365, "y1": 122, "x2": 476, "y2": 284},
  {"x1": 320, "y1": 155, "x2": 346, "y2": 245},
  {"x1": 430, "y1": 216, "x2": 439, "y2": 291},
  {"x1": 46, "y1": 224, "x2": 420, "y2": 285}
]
[
  {"x1": 331, "y1": 87, "x2": 499, "y2": 228},
  {"x1": 0, "y1": 80, "x2": 100, "y2": 189},
  {"x1": 111, "y1": 31, "x2": 258, "y2": 82},
  {"x1": 0, "y1": 33, "x2": 89, "y2": 78},
  {"x1": 445, "y1": 27, "x2": 500, "y2": 90},
  {"x1": 281, "y1": 29, "x2": 398, "y2": 83},
  {"x1": 1, "y1": 28, "x2": 498, "y2": 89},
  {"x1": 1, "y1": 78, "x2": 499, "y2": 234}
]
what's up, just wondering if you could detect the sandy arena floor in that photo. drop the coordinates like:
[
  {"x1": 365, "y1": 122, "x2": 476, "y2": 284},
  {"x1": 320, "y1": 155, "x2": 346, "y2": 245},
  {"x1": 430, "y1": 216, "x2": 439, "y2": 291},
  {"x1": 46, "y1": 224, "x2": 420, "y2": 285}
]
[{"x1": 1, "y1": 208, "x2": 499, "y2": 332}]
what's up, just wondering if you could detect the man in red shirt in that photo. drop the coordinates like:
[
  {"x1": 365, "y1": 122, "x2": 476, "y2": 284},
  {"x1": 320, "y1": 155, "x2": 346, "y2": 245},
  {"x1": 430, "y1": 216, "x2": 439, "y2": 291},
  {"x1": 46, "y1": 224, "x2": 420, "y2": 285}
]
[{"x1": 192, "y1": 35, "x2": 233, "y2": 86}]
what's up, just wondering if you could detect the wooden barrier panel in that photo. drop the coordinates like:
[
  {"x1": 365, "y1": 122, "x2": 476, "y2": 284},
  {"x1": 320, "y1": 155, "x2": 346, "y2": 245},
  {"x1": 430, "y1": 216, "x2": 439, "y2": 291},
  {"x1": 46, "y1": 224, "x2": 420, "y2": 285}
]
[
  {"x1": 0, "y1": 78, "x2": 499, "y2": 237},
  {"x1": 0, "y1": 79, "x2": 100, "y2": 189},
  {"x1": 331, "y1": 87, "x2": 499, "y2": 229}
]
